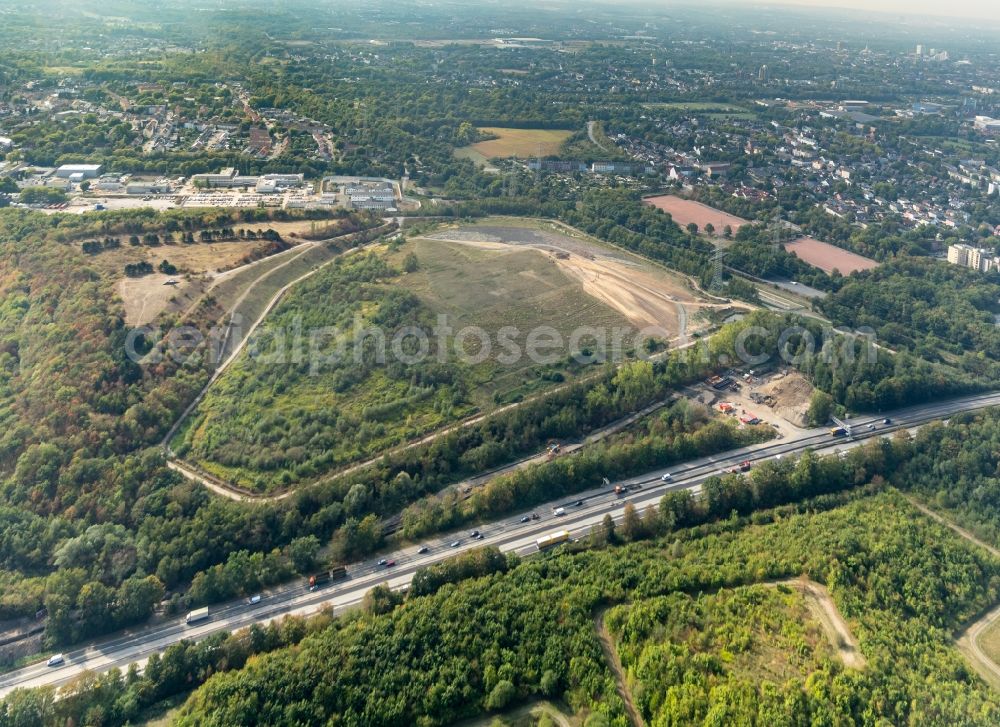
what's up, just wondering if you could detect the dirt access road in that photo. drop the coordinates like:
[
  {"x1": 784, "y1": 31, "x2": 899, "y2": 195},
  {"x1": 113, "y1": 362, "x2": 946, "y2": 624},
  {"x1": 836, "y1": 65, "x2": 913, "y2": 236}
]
[
  {"x1": 908, "y1": 498, "x2": 1000, "y2": 690},
  {"x1": 593, "y1": 577, "x2": 863, "y2": 727},
  {"x1": 595, "y1": 610, "x2": 646, "y2": 727},
  {"x1": 773, "y1": 578, "x2": 866, "y2": 670}
]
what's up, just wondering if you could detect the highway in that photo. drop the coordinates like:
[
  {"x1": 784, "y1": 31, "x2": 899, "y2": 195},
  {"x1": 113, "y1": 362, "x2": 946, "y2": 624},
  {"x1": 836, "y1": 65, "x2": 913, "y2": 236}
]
[{"x1": 3, "y1": 390, "x2": 1000, "y2": 699}]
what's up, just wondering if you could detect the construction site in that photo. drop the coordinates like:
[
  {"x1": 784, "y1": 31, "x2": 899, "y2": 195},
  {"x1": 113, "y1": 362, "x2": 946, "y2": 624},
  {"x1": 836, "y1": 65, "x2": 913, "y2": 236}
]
[{"x1": 691, "y1": 368, "x2": 816, "y2": 438}]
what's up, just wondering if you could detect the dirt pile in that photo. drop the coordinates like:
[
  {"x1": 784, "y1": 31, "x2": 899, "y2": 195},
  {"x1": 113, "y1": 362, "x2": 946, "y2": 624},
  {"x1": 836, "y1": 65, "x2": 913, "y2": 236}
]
[{"x1": 758, "y1": 370, "x2": 815, "y2": 427}]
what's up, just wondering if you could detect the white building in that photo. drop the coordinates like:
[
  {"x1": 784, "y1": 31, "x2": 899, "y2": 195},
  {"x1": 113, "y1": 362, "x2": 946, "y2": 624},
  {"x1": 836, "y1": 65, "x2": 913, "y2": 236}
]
[
  {"x1": 191, "y1": 167, "x2": 239, "y2": 188},
  {"x1": 948, "y1": 243, "x2": 998, "y2": 272},
  {"x1": 55, "y1": 163, "x2": 102, "y2": 179},
  {"x1": 256, "y1": 173, "x2": 305, "y2": 194},
  {"x1": 346, "y1": 181, "x2": 396, "y2": 211},
  {"x1": 974, "y1": 116, "x2": 1000, "y2": 136},
  {"x1": 126, "y1": 181, "x2": 173, "y2": 195}
]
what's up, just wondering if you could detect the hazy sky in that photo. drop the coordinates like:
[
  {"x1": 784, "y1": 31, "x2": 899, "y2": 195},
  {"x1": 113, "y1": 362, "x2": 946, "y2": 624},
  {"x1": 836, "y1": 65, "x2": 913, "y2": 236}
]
[{"x1": 737, "y1": 0, "x2": 1000, "y2": 22}]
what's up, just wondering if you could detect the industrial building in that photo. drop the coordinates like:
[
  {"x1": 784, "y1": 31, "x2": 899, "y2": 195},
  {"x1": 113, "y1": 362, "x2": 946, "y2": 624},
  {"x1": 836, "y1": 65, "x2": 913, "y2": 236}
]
[
  {"x1": 192, "y1": 168, "x2": 304, "y2": 192},
  {"x1": 346, "y1": 181, "x2": 396, "y2": 211},
  {"x1": 974, "y1": 116, "x2": 1000, "y2": 136},
  {"x1": 839, "y1": 100, "x2": 870, "y2": 112},
  {"x1": 191, "y1": 168, "x2": 258, "y2": 189},
  {"x1": 126, "y1": 181, "x2": 173, "y2": 195},
  {"x1": 55, "y1": 164, "x2": 102, "y2": 179},
  {"x1": 255, "y1": 173, "x2": 305, "y2": 194}
]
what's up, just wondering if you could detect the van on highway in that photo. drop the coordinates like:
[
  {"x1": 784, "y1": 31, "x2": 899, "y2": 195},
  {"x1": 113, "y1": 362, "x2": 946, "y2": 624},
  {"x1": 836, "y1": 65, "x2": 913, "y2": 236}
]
[
  {"x1": 553, "y1": 507, "x2": 566, "y2": 516},
  {"x1": 46, "y1": 654, "x2": 65, "y2": 667}
]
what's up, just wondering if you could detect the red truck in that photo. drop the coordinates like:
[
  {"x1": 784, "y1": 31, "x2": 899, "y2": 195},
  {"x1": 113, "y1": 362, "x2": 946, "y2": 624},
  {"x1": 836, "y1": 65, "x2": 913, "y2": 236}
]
[{"x1": 308, "y1": 565, "x2": 348, "y2": 590}]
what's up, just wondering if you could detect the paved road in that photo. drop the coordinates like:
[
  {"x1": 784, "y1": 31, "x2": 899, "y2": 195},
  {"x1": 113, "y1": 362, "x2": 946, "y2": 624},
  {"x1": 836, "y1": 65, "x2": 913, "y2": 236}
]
[{"x1": 3, "y1": 391, "x2": 1000, "y2": 699}]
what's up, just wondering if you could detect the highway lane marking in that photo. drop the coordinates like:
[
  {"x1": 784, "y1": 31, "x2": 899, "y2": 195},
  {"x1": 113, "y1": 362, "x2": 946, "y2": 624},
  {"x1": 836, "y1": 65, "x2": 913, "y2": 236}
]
[{"x1": 5, "y1": 392, "x2": 1000, "y2": 695}]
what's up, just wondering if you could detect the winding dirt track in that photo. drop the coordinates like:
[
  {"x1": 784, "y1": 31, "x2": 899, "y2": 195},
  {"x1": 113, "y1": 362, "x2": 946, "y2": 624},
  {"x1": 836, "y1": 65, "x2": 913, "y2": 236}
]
[
  {"x1": 773, "y1": 578, "x2": 866, "y2": 670},
  {"x1": 595, "y1": 609, "x2": 646, "y2": 727},
  {"x1": 907, "y1": 497, "x2": 1000, "y2": 689}
]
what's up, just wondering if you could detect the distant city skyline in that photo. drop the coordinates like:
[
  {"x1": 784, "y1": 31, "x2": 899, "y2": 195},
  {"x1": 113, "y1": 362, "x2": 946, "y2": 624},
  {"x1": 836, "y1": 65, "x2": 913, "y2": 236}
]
[{"x1": 723, "y1": 0, "x2": 1000, "y2": 22}]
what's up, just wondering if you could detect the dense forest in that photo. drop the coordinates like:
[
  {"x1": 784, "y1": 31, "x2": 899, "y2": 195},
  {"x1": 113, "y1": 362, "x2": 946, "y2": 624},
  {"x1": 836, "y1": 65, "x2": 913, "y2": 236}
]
[
  {"x1": 816, "y1": 258, "x2": 1000, "y2": 378},
  {"x1": 0, "y1": 189, "x2": 988, "y2": 661},
  {"x1": 109, "y1": 488, "x2": 1000, "y2": 725},
  {"x1": 11, "y1": 405, "x2": 1000, "y2": 723}
]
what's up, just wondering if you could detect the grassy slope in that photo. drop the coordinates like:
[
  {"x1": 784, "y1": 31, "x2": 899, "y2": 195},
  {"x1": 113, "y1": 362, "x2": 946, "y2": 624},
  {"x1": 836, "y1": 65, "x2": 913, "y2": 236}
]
[{"x1": 177, "y1": 236, "x2": 635, "y2": 491}]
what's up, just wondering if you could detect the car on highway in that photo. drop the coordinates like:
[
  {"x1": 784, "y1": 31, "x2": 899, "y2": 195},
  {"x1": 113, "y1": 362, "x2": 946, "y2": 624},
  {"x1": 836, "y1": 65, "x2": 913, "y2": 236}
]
[
  {"x1": 531, "y1": 513, "x2": 540, "y2": 520},
  {"x1": 574, "y1": 500, "x2": 584, "y2": 507},
  {"x1": 661, "y1": 473, "x2": 672, "y2": 481},
  {"x1": 385, "y1": 559, "x2": 396, "y2": 567},
  {"x1": 470, "y1": 530, "x2": 482, "y2": 539},
  {"x1": 520, "y1": 515, "x2": 531, "y2": 523},
  {"x1": 248, "y1": 594, "x2": 262, "y2": 605},
  {"x1": 883, "y1": 418, "x2": 892, "y2": 425},
  {"x1": 867, "y1": 423, "x2": 876, "y2": 430},
  {"x1": 450, "y1": 540, "x2": 461, "y2": 548},
  {"x1": 46, "y1": 654, "x2": 65, "y2": 667},
  {"x1": 377, "y1": 558, "x2": 388, "y2": 566},
  {"x1": 417, "y1": 545, "x2": 429, "y2": 554},
  {"x1": 553, "y1": 507, "x2": 566, "y2": 516}
]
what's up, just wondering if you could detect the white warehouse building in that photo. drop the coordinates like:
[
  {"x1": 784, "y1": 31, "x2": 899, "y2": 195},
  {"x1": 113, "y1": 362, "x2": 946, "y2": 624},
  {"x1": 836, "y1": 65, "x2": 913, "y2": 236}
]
[{"x1": 55, "y1": 164, "x2": 103, "y2": 179}]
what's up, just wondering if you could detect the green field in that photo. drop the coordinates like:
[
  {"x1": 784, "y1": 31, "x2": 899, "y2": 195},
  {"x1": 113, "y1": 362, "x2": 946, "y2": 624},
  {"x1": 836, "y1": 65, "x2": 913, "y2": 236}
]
[
  {"x1": 976, "y1": 617, "x2": 1000, "y2": 680},
  {"x1": 455, "y1": 127, "x2": 574, "y2": 166},
  {"x1": 175, "y1": 235, "x2": 633, "y2": 491},
  {"x1": 641, "y1": 101, "x2": 755, "y2": 119},
  {"x1": 642, "y1": 101, "x2": 749, "y2": 111},
  {"x1": 394, "y1": 236, "x2": 632, "y2": 403}
]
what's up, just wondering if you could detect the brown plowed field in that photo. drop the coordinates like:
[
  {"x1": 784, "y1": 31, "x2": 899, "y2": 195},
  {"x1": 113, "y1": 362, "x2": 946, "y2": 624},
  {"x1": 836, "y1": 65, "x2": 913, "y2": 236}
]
[
  {"x1": 644, "y1": 195, "x2": 750, "y2": 235},
  {"x1": 783, "y1": 236, "x2": 878, "y2": 275}
]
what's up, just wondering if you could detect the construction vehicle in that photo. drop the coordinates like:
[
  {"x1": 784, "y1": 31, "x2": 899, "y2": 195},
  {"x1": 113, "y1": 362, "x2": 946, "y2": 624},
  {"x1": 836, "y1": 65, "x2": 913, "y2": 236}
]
[
  {"x1": 726, "y1": 460, "x2": 752, "y2": 475},
  {"x1": 308, "y1": 564, "x2": 348, "y2": 590}
]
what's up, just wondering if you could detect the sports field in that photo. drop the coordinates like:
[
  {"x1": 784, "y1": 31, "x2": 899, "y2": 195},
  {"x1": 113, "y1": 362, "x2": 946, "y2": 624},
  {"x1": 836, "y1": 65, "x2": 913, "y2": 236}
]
[
  {"x1": 783, "y1": 236, "x2": 879, "y2": 275},
  {"x1": 644, "y1": 195, "x2": 750, "y2": 235}
]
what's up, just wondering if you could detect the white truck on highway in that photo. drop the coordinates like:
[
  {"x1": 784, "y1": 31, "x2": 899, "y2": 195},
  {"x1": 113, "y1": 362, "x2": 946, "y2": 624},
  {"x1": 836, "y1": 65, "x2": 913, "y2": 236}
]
[{"x1": 185, "y1": 607, "x2": 210, "y2": 625}]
